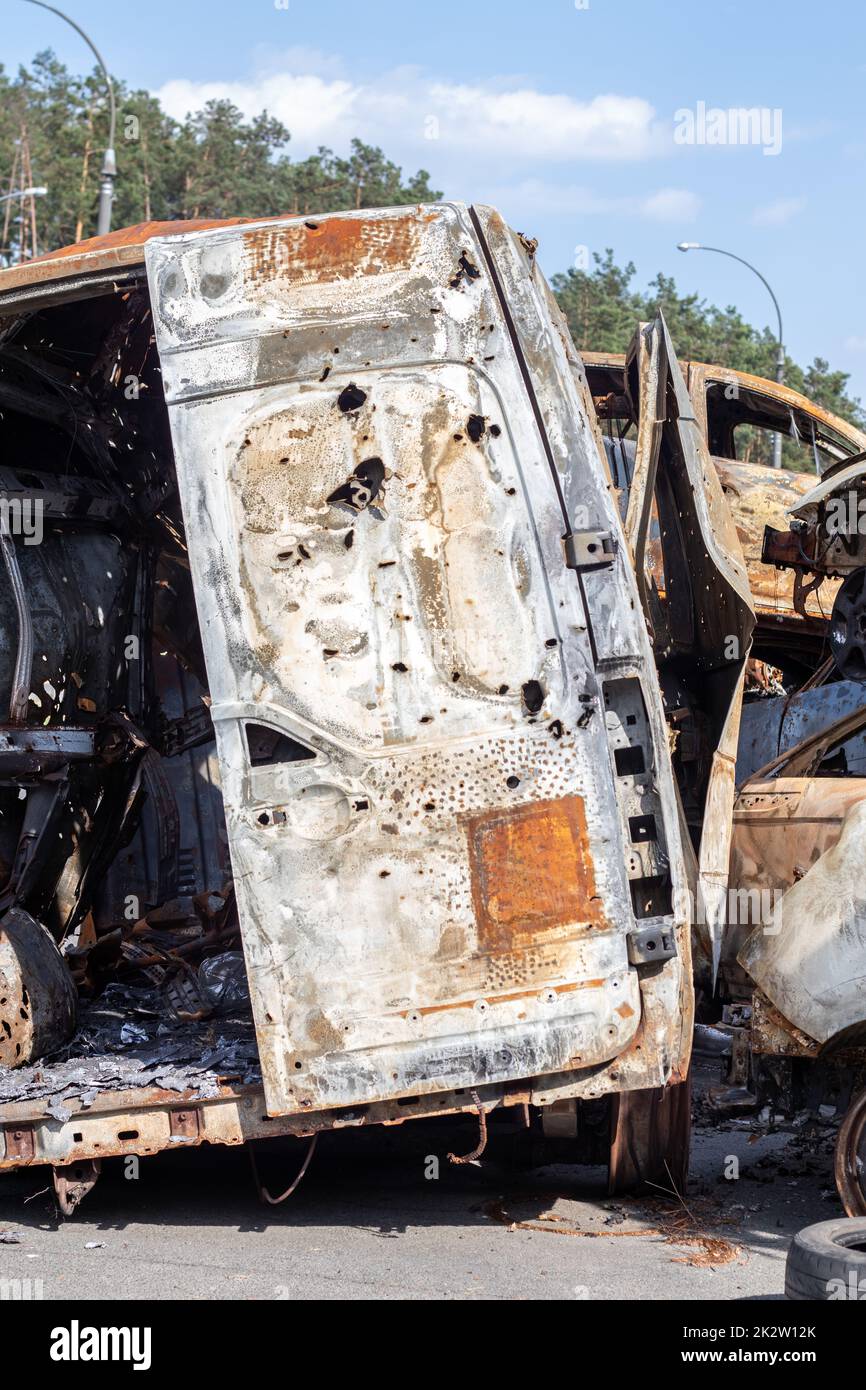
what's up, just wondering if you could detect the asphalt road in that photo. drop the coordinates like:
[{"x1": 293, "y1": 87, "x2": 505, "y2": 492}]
[{"x1": 0, "y1": 1065, "x2": 841, "y2": 1301}]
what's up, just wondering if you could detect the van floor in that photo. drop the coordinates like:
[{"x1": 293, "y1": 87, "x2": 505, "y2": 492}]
[{"x1": 0, "y1": 984, "x2": 260, "y2": 1118}]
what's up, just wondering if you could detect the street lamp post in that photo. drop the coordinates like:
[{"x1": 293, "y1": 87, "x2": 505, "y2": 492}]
[
  {"x1": 677, "y1": 242, "x2": 785, "y2": 469},
  {"x1": 22, "y1": 1, "x2": 116, "y2": 236},
  {"x1": 0, "y1": 186, "x2": 48, "y2": 263},
  {"x1": 0, "y1": 187, "x2": 48, "y2": 205}
]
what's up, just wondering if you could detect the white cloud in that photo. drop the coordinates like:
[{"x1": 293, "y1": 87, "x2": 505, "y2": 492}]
[
  {"x1": 640, "y1": 188, "x2": 701, "y2": 222},
  {"x1": 480, "y1": 178, "x2": 700, "y2": 224},
  {"x1": 752, "y1": 196, "x2": 806, "y2": 226},
  {"x1": 155, "y1": 59, "x2": 662, "y2": 165},
  {"x1": 844, "y1": 335, "x2": 866, "y2": 353},
  {"x1": 156, "y1": 73, "x2": 361, "y2": 150}
]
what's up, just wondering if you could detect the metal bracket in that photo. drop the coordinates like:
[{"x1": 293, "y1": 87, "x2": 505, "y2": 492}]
[
  {"x1": 563, "y1": 530, "x2": 617, "y2": 572},
  {"x1": 627, "y1": 923, "x2": 677, "y2": 966},
  {"x1": 53, "y1": 1159, "x2": 102, "y2": 1217},
  {"x1": 158, "y1": 705, "x2": 214, "y2": 758},
  {"x1": 3, "y1": 1124, "x2": 34, "y2": 1162}
]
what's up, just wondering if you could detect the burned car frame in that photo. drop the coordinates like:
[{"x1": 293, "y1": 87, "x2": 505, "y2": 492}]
[
  {"x1": 5, "y1": 205, "x2": 865, "y2": 1223},
  {"x1": 0, "y1": 206, "x2": 708, "y2": 1209}
]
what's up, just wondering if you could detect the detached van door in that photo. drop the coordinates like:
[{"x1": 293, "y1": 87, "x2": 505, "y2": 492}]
[{"x1": 145, "y1": 206, "x2": 688, "y2": 1117}]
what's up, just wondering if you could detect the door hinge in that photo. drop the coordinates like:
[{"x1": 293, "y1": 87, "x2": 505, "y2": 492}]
[
  {"x1": 562, "y1": 530, "x2": 617, "y2": 572},
  {"x1": 627, "y1": 923, "x2": 677, "y2": 966}
]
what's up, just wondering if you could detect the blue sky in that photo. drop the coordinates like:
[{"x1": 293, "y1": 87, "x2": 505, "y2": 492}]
[{"x1": 7, "y1": 0, "x2": 866, "y2": 398}]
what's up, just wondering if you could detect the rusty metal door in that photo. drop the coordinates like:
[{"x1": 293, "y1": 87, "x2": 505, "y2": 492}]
[
  {"x1": 626, "y1": 315, "x2": 755, "y2": 983},
  {"x1": 145, "y1": 206, "x2": 689, "y2": 1116}
]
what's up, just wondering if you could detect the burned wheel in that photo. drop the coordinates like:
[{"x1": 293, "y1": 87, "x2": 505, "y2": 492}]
[
  {"x1": 608, "y1": 1073, "x2": 692, "y2": 1195},
  {"x1": 835, "y1": 1089, "x2": 866, "y2": 1217},
  {"x1": 830, "y1": 567, "x2": 866, "y2": 680}
]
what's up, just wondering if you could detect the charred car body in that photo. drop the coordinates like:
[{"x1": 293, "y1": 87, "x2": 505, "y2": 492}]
[
  {"x1": 0, "y1": 206, "x2": 704, "y2": 1209},
  {"x1": 2, "y1": 203, "x2": 863, "y2": 1218},
  {"x1": 582, "y1": 348, "x2": 866, "y2": 1216}
]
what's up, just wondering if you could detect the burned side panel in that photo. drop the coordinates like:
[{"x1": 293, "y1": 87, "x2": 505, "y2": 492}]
[
  {"x1": 145, "y1": 205, "x2": 688, "y2": 1117},
  {"x1": 738, "y1": 797, "x2": 866, "y2": 1044}
]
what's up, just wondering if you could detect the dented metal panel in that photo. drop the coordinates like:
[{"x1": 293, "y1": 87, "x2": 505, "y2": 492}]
[
  {"x1": 144, "y1": 204, "x2": 690, "y2": 1117},
  {"x1": 736, "y1": 680, "x2": 866, "y2": 784},
  {"x1": 738, "y1": 797, "x2": 866, "y2": 1044}
]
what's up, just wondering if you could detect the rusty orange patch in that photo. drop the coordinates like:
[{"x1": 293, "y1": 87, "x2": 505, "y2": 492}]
[
  {"x1": 242, "y1": 213, "x2": 424, "y2": 287},
  {"x1": 464, "y1": 796, "x2": 605, "y2": 953}
]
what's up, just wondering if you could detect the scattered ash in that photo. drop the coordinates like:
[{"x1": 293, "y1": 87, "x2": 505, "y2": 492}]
[{"x1": 0, "y1": 983, "x2": 261, "y2": 1117}]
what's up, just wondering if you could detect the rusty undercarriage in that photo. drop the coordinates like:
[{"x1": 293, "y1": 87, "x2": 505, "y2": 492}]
[{"x1": 0, "y1": 204, "x2": 864, "y2": 1217}]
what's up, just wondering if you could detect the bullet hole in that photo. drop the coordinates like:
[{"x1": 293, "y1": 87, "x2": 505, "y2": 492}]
[
  {"x1": 379, "y1": 870, "x2": 391, "y2": 878},
  {"x1": 506, "y1": 775, "x2": 520, "y2": 790},
  {"x1": 545, "y1": 638, "x2": 558, "y2": 648},
  {"x1": 305, "y1": 220, "x2": 320, "y2": 231},
  {"x1": 522, "y1": 680, "x2": 545, "y2": 715},
  {"x1": 467, "y1": 414, "x2": 486, "y2": 442},
  {"x1": 258, "y1": 812, "x2": 271, "y2": 826},
  {"x1": 354, "y1": 799, "x2": 369, "y2": 812},
  {"x1": 297, "y1": 544, "x2": 311, "y2": 560},
  {"x1": 452, "y1": 671, "x2": 461, "y2": 682},
  {"x1": 378, "y1": 560, "x2": 396, "y2": 568},
  {"x1": 419, "y1": 715, "x2": 434, "y2": 724},
  {"x1": 337, "y1": 383, "x2": 367, "y2": 413},
  {"x1": 450, "y1": 252, "x2": 481, "y2": 289},
  {"x1": 498, "y1": 684, "x2": 510, "y2": 696},
  {"x1": 323, "y1": 648, "x2": 340, "y2": 659},
  {"x1": 453, "y1": 433, "x2": 464, "y2": 442},
  {"x1": 327, "y1": 457, "x2": 385, "y2": 514},
  {"x1": 279, "y1": 456, "x2": 290, "y2": 464},
  {"x1": 277, "y1": 550, "x2": 293, "y2": 562},
  {"x1": 548, "y1": 719, "x2": 564, "y2": 739},
  {"x1": 423, "y1": 801, "x2": 436, "y2": 811},
  {"x1": 392, "y1": 662, "x2": 408, "y2": 673},
  {"x1": 489, "y1": 424, "x2": 501, "y2": 437},
  {"x1": 319, "y1": 365, "x2": 331, "y2": 382},
  {"x1": 344, "y1": 530, "x2": 355, "y2": 549}
]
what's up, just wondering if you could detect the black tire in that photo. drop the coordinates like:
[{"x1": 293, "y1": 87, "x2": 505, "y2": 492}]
[{"x1": 785, "y1": 1219, "x2": 866, "y2": 1300}]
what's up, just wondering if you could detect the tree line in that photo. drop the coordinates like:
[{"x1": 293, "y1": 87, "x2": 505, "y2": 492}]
[
  {"x1": 2, "y1": 51, "x2": 861, "y2": 463},
  {"x1": 0, "y1": 51, "x2": 440, "y2": 249}
]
